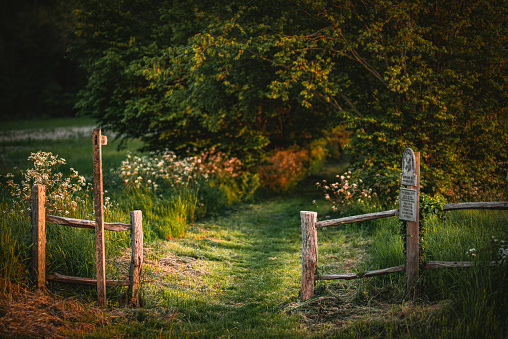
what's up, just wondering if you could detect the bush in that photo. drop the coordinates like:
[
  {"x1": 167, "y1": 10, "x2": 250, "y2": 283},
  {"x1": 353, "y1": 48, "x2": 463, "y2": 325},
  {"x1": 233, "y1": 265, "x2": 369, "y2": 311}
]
[{"x1": 258, "y1": 142, "x2": 327, "y2": 192}]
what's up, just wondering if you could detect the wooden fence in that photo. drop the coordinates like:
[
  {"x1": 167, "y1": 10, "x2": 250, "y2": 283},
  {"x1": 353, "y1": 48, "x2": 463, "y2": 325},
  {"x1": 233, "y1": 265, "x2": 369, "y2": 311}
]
[
  {"x1": 300, "y1": 201, "x2": 508, "y2": 301},
  {"x1": 30, "y1": 183, "x2": 143, "y2": 307}
]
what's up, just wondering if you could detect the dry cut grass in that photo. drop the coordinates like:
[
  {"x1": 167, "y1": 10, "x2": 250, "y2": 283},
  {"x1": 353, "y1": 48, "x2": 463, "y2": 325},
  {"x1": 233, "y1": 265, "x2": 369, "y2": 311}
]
[{"x1": 0, "y1": 286, "x2": 111, "y2": 338}]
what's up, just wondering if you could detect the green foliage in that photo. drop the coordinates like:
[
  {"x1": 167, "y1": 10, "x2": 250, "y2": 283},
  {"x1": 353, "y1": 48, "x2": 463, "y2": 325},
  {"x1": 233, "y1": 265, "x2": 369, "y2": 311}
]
[{"x1": 73, "y1": 0, "x2": 508, "y2": 198}]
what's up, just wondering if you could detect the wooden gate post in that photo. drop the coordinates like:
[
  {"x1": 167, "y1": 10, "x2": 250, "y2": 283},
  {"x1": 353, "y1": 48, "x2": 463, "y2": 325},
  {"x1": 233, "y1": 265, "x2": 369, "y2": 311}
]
[
  {"x1": 93, "y1": 129, "x2": 107, "y2": 306},
  {"x1": 31, "y1": 184, "x2": 46, "y2": 289},
  {"x1": 301, "y1": 211, "x2": 318, "y2": 301},
  {"x1": 406, "y1": 152, "x2": 421, "y2": 294},
  {"x1": 129, "y1": 210, "x2": 143, "y2": 307}
]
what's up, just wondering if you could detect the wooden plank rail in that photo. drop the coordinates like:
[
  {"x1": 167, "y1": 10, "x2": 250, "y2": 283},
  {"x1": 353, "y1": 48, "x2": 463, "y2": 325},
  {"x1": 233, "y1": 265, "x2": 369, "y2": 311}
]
[
  {"x1": 316, "y1": 209, "x2": 398, "y2": 228},
  {"x1": 316, "y1": 265, "x2": 405, "y2": 281},
  {"x1": 425, "y1": 260, "x2": 506, "y2": 269},
  {"x1": 314, "y1": 260, "x2": 507, "y2": 282},
  {"x1": 443, "y1": 201, "x2": 508, "y2": 211},
  {"x1": 47, "y1": 272, "x2": 130, "y2": 286},
  {"x1": 314, "y1": 201, "x2": 507, "y2": 229},
  {"x1": 45, "y1": 214, "x2": 131, "y2": 231}
]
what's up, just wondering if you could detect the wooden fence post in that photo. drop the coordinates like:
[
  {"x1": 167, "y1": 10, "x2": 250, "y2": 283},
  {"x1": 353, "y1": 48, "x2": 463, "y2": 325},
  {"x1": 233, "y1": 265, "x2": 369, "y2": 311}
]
[
  {"x1": 301, "y1": 211, "x2": 318, "y2": 301},
  {"x1": 129, "y1": 210, "x2": 143, "y2": 307},
  {"x1": 93, "y1": 129, "x2": 107, "y2": 306},
  {"x1": 31, "y1": 184, "x2": 46, "y2": 289},
  {"x1": 406, "y1": 152, "x2": 421, "y2": 294}
]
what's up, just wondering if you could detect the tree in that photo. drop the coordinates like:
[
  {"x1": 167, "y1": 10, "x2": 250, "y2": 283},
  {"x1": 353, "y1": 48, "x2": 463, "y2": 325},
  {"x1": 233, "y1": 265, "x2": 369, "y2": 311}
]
[{"x1": 73, "y1": 0, "x2": 507, "y2": 199}]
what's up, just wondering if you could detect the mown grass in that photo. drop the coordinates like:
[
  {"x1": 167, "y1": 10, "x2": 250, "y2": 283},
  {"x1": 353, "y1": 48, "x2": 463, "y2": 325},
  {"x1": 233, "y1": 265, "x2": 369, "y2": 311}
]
[{"x1": 1, "y1": 117, "x2": 507, "y2": 338}]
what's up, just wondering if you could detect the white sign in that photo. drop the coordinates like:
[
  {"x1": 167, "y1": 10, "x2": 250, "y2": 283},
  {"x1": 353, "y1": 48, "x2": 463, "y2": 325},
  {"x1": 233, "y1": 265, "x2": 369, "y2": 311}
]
[
  {"x1": 401, "y1": 148, "x2": 417, "y2": 186},
  {"x1": 399, "y1": 187, "x2": 418, "y2": 222}
]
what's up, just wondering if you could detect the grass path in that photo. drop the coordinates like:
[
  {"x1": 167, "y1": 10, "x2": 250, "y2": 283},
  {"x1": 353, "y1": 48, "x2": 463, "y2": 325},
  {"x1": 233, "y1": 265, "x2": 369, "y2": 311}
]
[{"x1": 115, "y1": 193, "x2": 322, "y2": 338}]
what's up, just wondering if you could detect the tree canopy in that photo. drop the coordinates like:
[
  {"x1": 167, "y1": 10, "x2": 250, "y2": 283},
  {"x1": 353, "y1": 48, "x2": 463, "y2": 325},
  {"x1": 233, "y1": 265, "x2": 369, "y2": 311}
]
[{"x1": 72, "y1": 0, "x2": 508, "y2": 198}]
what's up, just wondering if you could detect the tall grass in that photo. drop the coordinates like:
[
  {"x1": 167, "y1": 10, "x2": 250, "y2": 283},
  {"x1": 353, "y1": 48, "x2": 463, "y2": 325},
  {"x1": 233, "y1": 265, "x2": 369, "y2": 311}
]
[
  {"x1": 0, "y1": 207, "x2": 32, "y2": 291},
  {"x1": 113, "y1": 187, "x2": 199, "y2": 241},
  {"x1": 0, "y1": 195, "x2": 132, "y2": 291},
  {"x1": 366, "y1": 209, "x2": 508, "y2": 338}
]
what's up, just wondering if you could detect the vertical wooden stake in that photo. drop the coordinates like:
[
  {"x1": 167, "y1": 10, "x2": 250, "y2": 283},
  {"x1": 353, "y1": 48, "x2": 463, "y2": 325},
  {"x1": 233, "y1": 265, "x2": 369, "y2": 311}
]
[
  {"x1": 93, "y1": 129, "x2": 107, "y2": 306},
  {"x1": 31, "y1": 184, "x2": 46, "y2": 289},
  {"x1": 129, "y1": 210, "x2": 143, "y2": 307},
  {"x1": 301, "y1": 211, "x2": 318, "y2": 301},
  {"x1": 406, "y1": 152, "x2": 420, "y2": 294}
]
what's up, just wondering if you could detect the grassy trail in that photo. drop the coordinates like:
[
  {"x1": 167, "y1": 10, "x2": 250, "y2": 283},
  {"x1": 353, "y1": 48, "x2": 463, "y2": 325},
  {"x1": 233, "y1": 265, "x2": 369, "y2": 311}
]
[{"x1": 116, "y1": 193, "x2": 322, "y2": 338}]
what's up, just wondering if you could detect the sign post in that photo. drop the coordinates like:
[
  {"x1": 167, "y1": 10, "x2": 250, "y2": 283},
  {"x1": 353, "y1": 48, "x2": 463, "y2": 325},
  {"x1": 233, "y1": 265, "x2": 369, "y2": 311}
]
[
  {"x1": 93, "y1": 129, "x2": 107, "y2": 306},
  {"x1": 399, "y1": 148, "x2": 420, "y2": 294}
]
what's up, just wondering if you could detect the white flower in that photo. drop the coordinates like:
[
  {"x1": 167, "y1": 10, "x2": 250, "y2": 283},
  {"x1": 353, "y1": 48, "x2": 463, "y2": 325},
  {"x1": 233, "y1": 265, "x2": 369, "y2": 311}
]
[{"x1": 499, "y1": 247, "x2": 508, "y2": 261}]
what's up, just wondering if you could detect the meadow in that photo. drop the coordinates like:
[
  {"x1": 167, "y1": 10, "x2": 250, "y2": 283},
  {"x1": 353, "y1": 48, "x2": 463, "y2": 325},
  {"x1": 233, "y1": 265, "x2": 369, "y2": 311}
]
[{"x1": 0, "y1": 117, "x2": 507, "y2": 338}]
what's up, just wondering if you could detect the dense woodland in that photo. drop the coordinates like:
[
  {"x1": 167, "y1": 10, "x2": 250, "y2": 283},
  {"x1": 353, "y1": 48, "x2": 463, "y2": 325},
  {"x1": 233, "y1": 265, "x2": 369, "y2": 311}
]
[{"x1": 2, "y1": 0, "x2": 507, "y2": 200}]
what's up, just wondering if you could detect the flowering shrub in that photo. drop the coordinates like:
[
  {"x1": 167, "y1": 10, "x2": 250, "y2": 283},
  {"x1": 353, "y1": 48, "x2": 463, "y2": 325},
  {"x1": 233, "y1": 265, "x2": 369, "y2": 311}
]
[
  {"x1": 117, "y1": 148, "x2": 244, "y2": 192},
  {"x1": 118, "y1": 151, "x2": 199, "y2": 191},
  {"x1": 2, "y1": 151, "x2": 87, "y2": 215},
  {"x1": 316, "y1": 170, "x2": 378, "y2": 213}
]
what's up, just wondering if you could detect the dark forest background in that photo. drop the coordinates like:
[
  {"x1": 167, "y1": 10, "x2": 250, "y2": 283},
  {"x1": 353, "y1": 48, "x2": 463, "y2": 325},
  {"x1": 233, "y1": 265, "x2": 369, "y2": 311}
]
[{"x1": 0, "y1": 0, "x2": 82, "y2": 119}]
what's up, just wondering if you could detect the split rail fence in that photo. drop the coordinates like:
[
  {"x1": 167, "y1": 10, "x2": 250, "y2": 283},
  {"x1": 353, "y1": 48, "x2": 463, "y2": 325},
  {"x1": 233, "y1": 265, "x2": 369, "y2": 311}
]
[
  {"x1": 30, "y1": 129, "x2": 143, "y2": 307},
  {"x1": 300, "y1": 202, "x2": 508, "y2": 301},
  {"x1": 30, "y1": 184, "x2": 143, "y2": 307}
]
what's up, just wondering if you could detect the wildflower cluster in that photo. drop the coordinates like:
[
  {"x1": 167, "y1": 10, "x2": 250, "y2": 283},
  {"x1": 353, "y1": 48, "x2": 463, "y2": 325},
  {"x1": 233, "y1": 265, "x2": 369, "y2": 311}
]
[
  {"x1": 3, "y1": 151, "x2": 87, "y2": 215},
  {"x1": 117, "y1": 148, "x2": 243, "y2": 191},
  {"x1": 316, "y1": 170, "x2": 378, "y2": 212}
]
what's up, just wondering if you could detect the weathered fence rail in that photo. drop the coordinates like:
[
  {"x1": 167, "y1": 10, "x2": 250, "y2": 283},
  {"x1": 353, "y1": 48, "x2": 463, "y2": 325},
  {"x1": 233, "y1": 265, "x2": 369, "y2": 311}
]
[
  {"x1": 316, "y1": 210, "x2": 399, "y2": 228},
  {"x1": 45, "y1": 214, "x2": 132, "y2": 231},
  {"x1": 301, "y1": 201, "x2": 508, "y2": 301}
]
